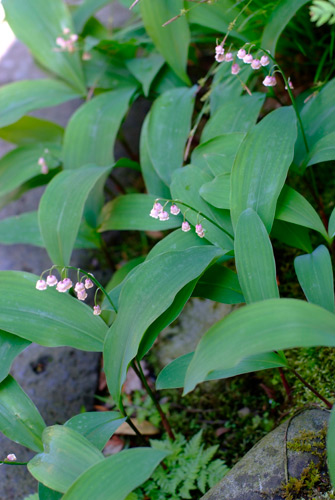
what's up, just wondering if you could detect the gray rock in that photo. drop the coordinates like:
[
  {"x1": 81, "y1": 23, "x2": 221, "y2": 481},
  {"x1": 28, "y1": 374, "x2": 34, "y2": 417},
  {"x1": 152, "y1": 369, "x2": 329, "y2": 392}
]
[
  {"x1": 0, "y1": 345, "x2": 100, "y2": 500},
  {"x1": 201, "y1": 408, "x2": 330, "y2": 500},
  {"x1": 154, "y1": 299, "x2": 238, "y2": 368}
]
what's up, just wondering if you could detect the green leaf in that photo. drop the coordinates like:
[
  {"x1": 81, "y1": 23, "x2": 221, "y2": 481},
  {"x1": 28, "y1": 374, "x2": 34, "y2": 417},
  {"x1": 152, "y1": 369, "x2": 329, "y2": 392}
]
[
  {"x1": 0, "y1": 80, "x2": 80, "y2": 128},
  {"x1": 62, "y1": 448, "x2": 167, "y2": 500},
  {"x1": 235, "y1": 209, "x2": 279, "y2": 303},
  {"x1": 199, "y1": 173, "x2": 230, "y2": 210},
  {"x1": 0, "y1": 117, "x2": 63, "y2": 145},
  {"x1": 170, "y1": 165, "x2": 234, "y2": 249},
  {"x1": 304, "y1": 131, "x2": 335, "y2": 167},
  {"x1": 271, "y1": 220, "x2": 313, "y2": 253},
  {"x1": 0, "y1": 144, "x2": 61, "y2": 198},
  {"x1": 327, "y1": 406, "x2": 335, "y2": 488},
  {"x1": 140, "y1": 114, "x2": 171, "y2": 198},
  {"x1": 0, "y1": 271, "x2": 107, "y2": 351},
  {"x1": 28, "y1": 426, "x2": 104, "y2": 493},
  {"x1": 295, "y1": 79, "x2": 335, "y2": 169},
  {"x1": 0, "y1": 211, "x2": 101, "y2": 249},
  {"x1": 73, "y1": 0, "x2": 112, "y2": 32},
  {"x1": 201, "y1": 93, "x2": 265, "y2": 143},
  {"x1": 275, "y1": 185, "x2": 328, "y2": 241},
  {"x1": 329, "y1": 207, "x2": 335, "y2": 239},
  {"x1": 106, "y1": 257, "x2": 146, "y2": 292},
  {"x1": 191, "y1": 133, "x2": 245, "y2": 176},
  {"x1": 65, "y1": 412, "x2": 126, "y2": 450},
  {"x1": 147, "y1": 228, "x2": 210, "y2": 259},
  {"x1": 0, "y1": 375, "x2": 45, "y2": 452},
  {"x1": 184, "y1": 298, "x2": 335, "y2": 393},
  {"x1": 126, "y1": 54, "x2": 165, "y2": 97},
  {"x1": 63, "y1": 88, "x2": 135, "y2": 169},
  {"x1": 2, "y1": 0, "x2": 86, "y2": 93},
  {"x1": 230, "y1": 107, "x2": 297, "y2": 233},
  {"x1": 99, "y1": 194, "x2": 182, "y2": 232},
  {"x1": 210, "y1": 64, "x2": 253, "y2": 115},
  {"x1": 38, "y1": 483, "x2": 62, "y2": 500},
  {"x1": 156, "y1": 351, "x2": 288, "y2": 390},
  {"x1": 193, "y1": 265, "x2": 244, "y2": 304},
  {"x1": 261, "y1": 0, "x2": 311, "y2": 55},
  {"x1": 147, "y1": 87, "x2": 195, "y2": 184},
  {"x1": 38, "y1": 166, "x2": 110, "y2": 266},
  {"x1": 294, "y1": 245, "x2": 335, "y2": 313},
  {"x1": 0, "y1": 331, "x2": 30, "y2": 384},
  {"x1": 140, "y1": 0, "x2": 190, "y2": 83},
  {"x1": 104, "y1": 246, "x2": 223, "y2": 406}
]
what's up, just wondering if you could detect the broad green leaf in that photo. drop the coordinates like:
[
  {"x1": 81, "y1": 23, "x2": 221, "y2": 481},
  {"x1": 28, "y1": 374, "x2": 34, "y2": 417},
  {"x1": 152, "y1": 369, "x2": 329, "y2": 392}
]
[
  {"x1": 38, "y1": 166, "x2": 110, "y2": 266},
  {"x1": 65, "y1": 412, "x2": 126, "y2": 451},
  {"x1": 0, "y1": 271, "x2": 107, "y2": 351},
  {"x1": 0, "y1": 375, "x2": 45, "y2": 452},
  {"x1": 63, "y1": 88, "x2": 135, "y2": 169},
  {"x1": 156, "y1": 351, "x2": 288, "y2": 390},
  {"x1": 295, "y1": 245, "x2": 335, "y2": 313},
  {"x1": 140, "y1": 0, "x2": 190, "y2": 83},
  {"x1": 191, "y1": 133, "x2": 245, "y2": 176},
  {"x1": 261, "y1": 0, "x2": 311, "y2": 55},
  {"x1": 0, "y1": 331, "x2": 30, "y2": 384},
  {"x1": 73, "y1": 0, "x2": 112, "y2": 32},
  {"x1": 126, "y1": 54, "x2": 165, "y2": 97},
  {"x1": 210, "y1": 64, "x2": 253, "y2": 115},
  {"x1": 147, "y1": 228, "x2": 210, "y2": 259},
  {"x1": 170, "y1": 165, "x2": 234, "y2": 250},
  {"x1": 230, "y1": 107, "x2": 297, "y2": 232},
  {"x1": 199, "y1": 173, "x2": 230, "y2": 209},
  {"x1": 0, "y1": 117, "x2": 63, "y2": 145},
  {"x1": 38, "y1": 484, "x2": 62, "y2": 500},
  {"x1": 327, "y1": 406, "x2": 335, "y2": 488},
  {"x1": 28, "y1": 426, "x2": 104, "y2": 493},
  {"x1": 184, "y1": 298, "x2": 335, "y2": 393},
  {"x1": 275, "y1": 185, "x2": 329, "y2": 241},
  {"x1": 0, "y1": 145, "x2": 61, "y2": 198},
  {"x1": 62, "y1": 448, "x2": 167, "y2": 500},
  {"x1": 0, "y1": 211, "x2": 101, "y2": 249},
  {"x1": 305, "y1": 132, "x2": 335, "y2": 167},
  {"x1": 106, "y1": 257, "x2": 146, "y2": 292},
  {"x1": 295, "y1": 79, "x2": 335, "y2": 169},
  {"x1": 193, "y1": 265, "x2": 244, "y2": 304},
  {"x1": 140, "y1": 114, "x2": 171, "y2": 198},
  {"x1": 201, "y1": 93, "x2": 265, "y2": 143},
  {"x1": 329, "y1": 207, "x2": 335, "y2": 239},
  {"x1": 138, "y1": 280, "x2": 197, "y2": 359},
  {"x1": 104, "y1": 246, "x2": 223, "y2": 406},
  {"x1": 2, "y1": 0, "x2": 86, "y2": 93},
  {"x1": 147, "y1": 87, "x2": 195, "y2": 184},
  {"x1": 99, "y1": 194, "x2": 182, "y2": 232},
  {"x1": 271, "y1": 220, "x2": 313, "y2": 253},
  {"x1": 151, "y1": 64, "x2": 186, "y2": 95},
  {"x1": 0, "y1": 80, "x2": 80, "y2": 128},
  {"x1": 235, "y1": 209, "x2": 279, "y2": 304}
]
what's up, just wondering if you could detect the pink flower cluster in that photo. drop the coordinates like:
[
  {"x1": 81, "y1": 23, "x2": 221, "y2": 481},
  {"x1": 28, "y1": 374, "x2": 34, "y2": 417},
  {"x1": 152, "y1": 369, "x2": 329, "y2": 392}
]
[
  {"x1": 149, "y1": 201, "x2": 206, "y2": 238},
  {"x1": 56, "y1": 27, "x2": 78, "y2": 53},
  {"x1": 36, "y1": 271, "x2": 101, "y2": 315},
  {"x1": 214, "y1": 44, "x2": 283, "y2": 88},
  {"x1": 38, "y1": 157, "x2": 49, "y2": 175}
]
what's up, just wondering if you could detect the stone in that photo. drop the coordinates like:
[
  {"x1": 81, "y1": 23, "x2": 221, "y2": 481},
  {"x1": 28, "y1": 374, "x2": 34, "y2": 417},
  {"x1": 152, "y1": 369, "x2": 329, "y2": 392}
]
[
  {"x1": 201, "y1": 408, "x2": 330, "y2": 500},
  {"x1": 0, "y1": 345, "x2": 100, "y2": 499}
]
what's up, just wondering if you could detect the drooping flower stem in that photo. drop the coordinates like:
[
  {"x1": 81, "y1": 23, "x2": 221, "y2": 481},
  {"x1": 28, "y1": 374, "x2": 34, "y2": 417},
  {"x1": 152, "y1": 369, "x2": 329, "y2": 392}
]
[
  {"x1": 291, "y1": 368, "x2": 333, "y2": 409},
  {"x1": 132, "y1": 360, "x2": 176, "y2": 441},
  {"x1": 0, "y1": 460, "x2": 28, "y2": 466}
]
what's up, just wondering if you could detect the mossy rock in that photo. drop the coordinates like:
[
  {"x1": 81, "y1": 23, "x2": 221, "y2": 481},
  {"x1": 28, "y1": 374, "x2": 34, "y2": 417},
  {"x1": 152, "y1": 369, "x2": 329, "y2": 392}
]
[{"x1": 201, "y1": 408, "x2": 330, "y2": 500}]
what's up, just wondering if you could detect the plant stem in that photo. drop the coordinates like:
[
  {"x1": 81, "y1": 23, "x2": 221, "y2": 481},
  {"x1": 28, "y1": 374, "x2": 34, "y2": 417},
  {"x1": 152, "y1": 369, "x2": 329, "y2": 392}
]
[
  {"x1": 119, "y1": 398, "x2": 147, "y2": 443},
  {"x1": 291, "y1": 368, "x2": 333, "y2": 409},
  {"x1": 0, "y1": 461, "x2": 28, "y2": 466},
  {"x1": 132, "y1": 360, "x2": 175, "y2": 440},
  {"x1": 278, "y1": 367, "x2": 292, "y2": 400}
]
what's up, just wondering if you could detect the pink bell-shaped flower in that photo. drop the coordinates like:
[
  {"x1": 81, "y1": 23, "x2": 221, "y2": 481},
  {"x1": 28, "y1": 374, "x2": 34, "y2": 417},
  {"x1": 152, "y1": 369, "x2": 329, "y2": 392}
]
[{"x1": 36, "y1": 279, "x2": 47, "y2": 291}]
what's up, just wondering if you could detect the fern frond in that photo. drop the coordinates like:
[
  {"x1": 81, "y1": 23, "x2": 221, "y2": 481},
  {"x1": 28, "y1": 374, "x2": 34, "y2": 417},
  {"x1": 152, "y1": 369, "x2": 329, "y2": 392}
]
[{"x1": 310, "y1": 0, "x2": 335, "y2": 26}]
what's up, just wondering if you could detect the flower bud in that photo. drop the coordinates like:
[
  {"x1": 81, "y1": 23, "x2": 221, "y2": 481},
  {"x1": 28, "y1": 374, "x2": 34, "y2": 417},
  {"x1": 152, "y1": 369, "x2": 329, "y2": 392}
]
[
  {"x1": 56, "y1": 278, "x2": 73, "y2": 292},
  {"x1": 74, "y1": 282, "x2": 85, "y2": 293},
  {"x1": 46, "y1": 275, "x2": 58, "y2": 287},
  {"x1": 181, "y1": 221, "x2": 191, "y2": 232},
  {"x1": 215, "y1": 53, "x2": 225, "y2": 63},
  {"x1": 237, "y1": 49, "x2": 246, "y2": 59},
  {"x1": 231, "y1": 63, "x2": 240, "y2": 75},
  {"x1": 225, "y1": 52, "x2": 233, "y2": 62},
  {"x1": 6, "y1": 454, "x2": 17, "y2": 462},
  {"x1": 93, "y1": 305, "x2": 102, "y2": 315},
  {"x1": 260, "y1": 55, "x2": 269, "y2": 66},
  {"x1": 170, "y1": 204, "x2": 181, "y2": 215},
  {"x1": 251, "y1": 59, "x2": 261, "y2": 70},
  {"x1": 159, "y1": 211, "x2": 169, "y2": 221},
  {"x1": 243, "y1": 54, "x2": 253, "y2": 64},
  {"x1": 150, "y1": 208, "x2": 160, "y2": 219},
  {"x1": 77, "y1": 290, "x2": 88, "y2": 301},
  {"x1": 153, "y1": 202, "x2": 163, "y2": 212},
  {"x1": 263, "y1": 75, "x2": 276, "y2": 87},
  {"x1": 85, "y1": 278, "x2": 94, "y2": 289},
  {"x1": 36, "y1": 279, "x2": 47, "y2": 291}
]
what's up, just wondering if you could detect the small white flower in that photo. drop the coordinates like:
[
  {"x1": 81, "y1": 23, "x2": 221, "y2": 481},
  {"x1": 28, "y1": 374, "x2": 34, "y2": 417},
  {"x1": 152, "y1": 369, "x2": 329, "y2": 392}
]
[
  {"x1": 56, "y1": 278, "x2": 72, "y2": 292},
  {"x1": 153, "y1": 202, "x2": 163, "y2": 212},
  {"x1": 150, "y1": 208, "x2": 160, "y2": 219},
  {"x1": 93, "y1": 305, "x2": 101, "y2": 315},
  {"x1": 263, "y1": 75, "x2": 276, "y2": 87},
  {"x1": 74, "y1": 282, "x2": 85, "y2": 293},
  {"x1": 36, "y1": 279, "x2": 47, "y2": 291},
  {"x1": 77, "y1": 290, "x2": 88, "y2": 301},
  {"x1": 46, "y1": 275, "x2": 58, "y2": 287},
  {"x1": 251, "y1": 59, "x2": 261, "y2": 70},
  {"x1": 215, "y1": 45, "x2": 224, "y2": 55},
  {"x1": 243, "y1": 54, "x2": 253, "y2": 64},
  {"x1": 63, "y1": 27, "x2": 70, "y2": 35},
  {"x1": 70, "y1": 34, "x2": 78, "y2": 42},
  {"x1": 170, "y1": 204, "x2": 181, "y2": 215},
  {"x1": 181, "y1": 221, "x2": 191, "y2": 232},
  {"x1": 56, "y1": 37, "x2": 66, "y2": 48},
  {"x1": 215, "y1": 53, "x2": 225, "y2": 63},
  {"x1": 84, "y1": 278, "x2": 94, "y2": 289},
  {"x1": 285, "y1": 78, "x2": 294, "y2": 90},
  {"x1": 159, "y1": 211, "x2": 169, "y2": 221},
  {"x1": 231, "y1": 63, "x2": 240, "y2": 75},
  {"x1": 195, "y1": 224, "x2": 204, "y2": 235},
  {"x1": 260, "y1": 55, "x2": 269, "y2": 66},
  {"x1": 237, "y1": 49, "x2": 246, "y2": 59},
  {"x1": 197, "y1": 230, "x2": 205, "y2": 238},
  {"x1": 225, "y1": 52, "x2": 233, "y2": 62},
  {"x1": 6, "y1": 454, "x2": 17, "y2": 462}
]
